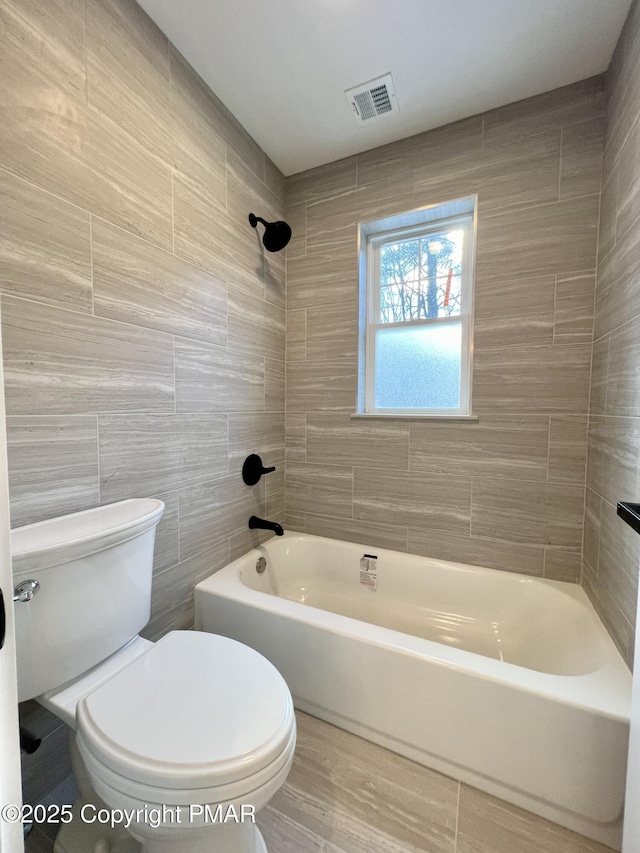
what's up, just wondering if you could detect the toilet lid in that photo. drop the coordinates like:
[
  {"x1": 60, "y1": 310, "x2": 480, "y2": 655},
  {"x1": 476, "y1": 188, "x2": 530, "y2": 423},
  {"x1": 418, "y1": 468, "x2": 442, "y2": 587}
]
[{"x1": 76, "y1": 631, "x2": 294, "y2": 791}]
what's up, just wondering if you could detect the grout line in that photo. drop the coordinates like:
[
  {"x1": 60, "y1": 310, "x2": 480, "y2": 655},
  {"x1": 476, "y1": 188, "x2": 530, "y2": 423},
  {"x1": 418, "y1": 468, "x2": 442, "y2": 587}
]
[
  {"x1": 603, "y1": 335, "x2": 611, "y2": 414},
  {"x1": 581, "y1": 184, "x2": 600, "y2": 587},
  {"x1": 172, "y1": 335, "x2": 177, "y2": 415},
  {"x1": 303, "y1": 308, "x2": 307, "y2": 362},
  {"x1": 593, "y1": 311, "x2": 640, "y2": 347},
  {"x1": 225, "y1": 412, "x2": 231, "y2": 483},
  {"x1": 224, "y1": 145, "x2": 229, "y2": 214},
  {"x1": 0, "y1": 165, "x2": 92, "y2": 218},
  {"x1": 612, "y1": 163, "x2": 620, "y2": 250},
  {"x1": 95, "y1": 415, "x2": 101, "y2": 506},
  {"x1": 453, "y1": 780, "x2": 461, "y2": 852},
  {"x1": 558, "y1": 126, "x2": 563, "y2": 199},
  {"x1": 83, "y1": 210, "x2": 175, "y2": 259},
  {"x1": 89, "y1": 214, "x2": 95, "y2": 316},
  {"x1": 166, "y1": 33, "x2": 172, "y2": 89},
  {"x1": 0, "y1": 157, "x2": 181, "y2": 280},
  {"x1": 176, "y1": 489, "x2": 182, "y2": 565},
  {"x1": 171, "y1": 171, "x2": 175, "y2": 255},
  {"x1": 552, "y1": 273, "x2": 558, "y2": 346},
  {"x1": 83, "y1": 0, "x2": 88, "y2": 105},
  {"x1": 303, "y1": 201, "x2": 308, "y2": 256},
  {"x1": 225, "y1": 282, "x2": 230, "y2": 348},
  {"x1": 545, "y1": 415, "x2": 552, "y2": 484},
  {"x1": 479, "y1": 189, "x2": 601, "y2": 224},
  {"x1": 594, "y1": 489, "x2": 603, "y2": 579},
  {"x1": 1, "y1": 288, "x2": 222, "y2": 351},
  {"x1": 303, "y1": 412, "x2": 307, "y2": 462}
]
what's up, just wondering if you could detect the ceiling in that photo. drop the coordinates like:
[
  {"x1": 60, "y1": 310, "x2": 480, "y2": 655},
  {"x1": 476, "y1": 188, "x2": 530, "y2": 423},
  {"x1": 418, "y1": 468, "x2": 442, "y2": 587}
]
[{"x1": 137, "y1": 0, "x2": 633, "y2": 177}]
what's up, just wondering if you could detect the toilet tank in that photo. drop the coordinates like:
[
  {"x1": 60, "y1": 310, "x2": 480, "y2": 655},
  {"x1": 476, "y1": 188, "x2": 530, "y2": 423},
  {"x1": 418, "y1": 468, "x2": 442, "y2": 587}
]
[{"x1": 11, "y1": 499, "x2": 164, "y2": 703}]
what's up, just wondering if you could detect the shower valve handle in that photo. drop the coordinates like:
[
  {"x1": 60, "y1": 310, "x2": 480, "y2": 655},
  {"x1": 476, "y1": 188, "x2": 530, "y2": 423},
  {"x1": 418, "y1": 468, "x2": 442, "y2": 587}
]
[{"x1": 242, "y1": 454, "x2": 276, "y2": 486}]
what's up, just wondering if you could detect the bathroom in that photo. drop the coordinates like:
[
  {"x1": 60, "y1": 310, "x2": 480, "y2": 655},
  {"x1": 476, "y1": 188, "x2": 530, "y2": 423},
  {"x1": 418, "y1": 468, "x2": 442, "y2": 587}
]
[{"x1": 1, "y1": 0, "x2": 640, "y2": 850}]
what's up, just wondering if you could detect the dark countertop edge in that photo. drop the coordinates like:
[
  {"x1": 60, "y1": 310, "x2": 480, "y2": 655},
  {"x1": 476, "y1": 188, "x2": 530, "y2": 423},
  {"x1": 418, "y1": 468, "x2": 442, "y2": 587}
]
[{"x1": 617, "y1": 502, "x2": 640, "y2": 536}]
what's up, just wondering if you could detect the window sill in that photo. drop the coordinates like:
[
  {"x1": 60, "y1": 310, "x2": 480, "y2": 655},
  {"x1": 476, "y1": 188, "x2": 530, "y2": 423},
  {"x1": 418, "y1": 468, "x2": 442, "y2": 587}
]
[{"x1": 351, "y1": 413, "x2": 479, "y2": 422}]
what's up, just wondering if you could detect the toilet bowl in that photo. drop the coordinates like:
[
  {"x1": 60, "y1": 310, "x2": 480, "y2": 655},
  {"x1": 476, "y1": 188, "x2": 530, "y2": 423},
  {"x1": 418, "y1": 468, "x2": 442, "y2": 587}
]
[{"x1": 11, "y1": 500, "x2": 296, "y2": 853}]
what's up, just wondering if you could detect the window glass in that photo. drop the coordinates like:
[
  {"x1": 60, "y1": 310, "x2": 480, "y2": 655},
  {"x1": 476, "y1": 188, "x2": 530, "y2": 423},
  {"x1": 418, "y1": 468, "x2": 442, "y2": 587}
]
[
  {"x1": 379, "y1": 229, "x2": 464, "y2": 322},
  {"x1": 358, "y1": 197, "x2": 476, "y2": 417},
  {"x1": 374, "y1": 322, "x2": 462, "y2": 410}
]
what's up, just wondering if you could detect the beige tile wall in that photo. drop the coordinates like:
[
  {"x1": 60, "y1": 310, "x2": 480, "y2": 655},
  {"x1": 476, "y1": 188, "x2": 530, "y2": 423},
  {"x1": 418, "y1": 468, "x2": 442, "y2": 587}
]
[
  {"x1": 285, "y1": 77, "x2": 605, "y2": 583},
  {"x1": 584, "y1": 0, "x2": 640, "y2": 667},
  {"x1": 0, "y1": 0, "x2": 286, "y2": 639}
]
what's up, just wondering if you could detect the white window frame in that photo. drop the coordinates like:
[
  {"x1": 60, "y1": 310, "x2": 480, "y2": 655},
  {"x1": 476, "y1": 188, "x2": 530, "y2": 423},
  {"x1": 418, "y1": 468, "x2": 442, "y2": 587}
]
[{"x1": 357, "y1": 197, "x2": 477, "y2": 418}]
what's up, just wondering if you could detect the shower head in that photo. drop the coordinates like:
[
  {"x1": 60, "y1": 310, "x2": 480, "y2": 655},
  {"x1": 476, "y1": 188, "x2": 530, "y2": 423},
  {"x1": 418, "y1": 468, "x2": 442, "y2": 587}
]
[{"x1": 248, "y1": 213, "x2": 292, "y2": 252}]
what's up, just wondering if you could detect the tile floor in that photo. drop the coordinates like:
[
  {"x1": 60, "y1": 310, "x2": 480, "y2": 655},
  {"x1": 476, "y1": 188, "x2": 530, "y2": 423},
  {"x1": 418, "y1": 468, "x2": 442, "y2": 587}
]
[{"x1": 25, "y1": 710, "x2": 615, "y2": 853}]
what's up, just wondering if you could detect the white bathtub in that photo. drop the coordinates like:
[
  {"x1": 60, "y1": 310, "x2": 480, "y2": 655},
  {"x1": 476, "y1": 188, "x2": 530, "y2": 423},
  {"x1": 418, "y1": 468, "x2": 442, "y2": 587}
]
[{"x1": 194, "y1": 532, "x2": 631, "y2": 848}]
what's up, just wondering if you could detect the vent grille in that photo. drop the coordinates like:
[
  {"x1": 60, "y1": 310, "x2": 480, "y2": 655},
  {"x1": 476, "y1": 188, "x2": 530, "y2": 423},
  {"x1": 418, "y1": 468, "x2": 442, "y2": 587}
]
[{"x1": 345, "y1": 73, "x2": 398, "y2": 125}]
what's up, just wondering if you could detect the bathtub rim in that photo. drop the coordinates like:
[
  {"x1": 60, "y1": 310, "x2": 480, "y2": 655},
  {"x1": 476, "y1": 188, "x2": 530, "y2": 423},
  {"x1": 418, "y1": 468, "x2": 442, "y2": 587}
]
[{"x1": 195, "y1": 531, "x2": 631, "y2": 724}]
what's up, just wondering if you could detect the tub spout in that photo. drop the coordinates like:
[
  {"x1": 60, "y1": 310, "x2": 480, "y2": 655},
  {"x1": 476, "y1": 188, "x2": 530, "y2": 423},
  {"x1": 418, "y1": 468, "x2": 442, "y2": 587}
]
[{"x1": 248, "y1": 515, "x2": 284, "y2": 536}]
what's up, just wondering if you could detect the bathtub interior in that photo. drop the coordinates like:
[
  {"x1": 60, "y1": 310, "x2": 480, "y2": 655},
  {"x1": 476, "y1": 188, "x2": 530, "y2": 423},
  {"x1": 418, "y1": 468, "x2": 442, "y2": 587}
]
[{"x1": 238, "y1": 534, "x2": 609, "y2": 676}]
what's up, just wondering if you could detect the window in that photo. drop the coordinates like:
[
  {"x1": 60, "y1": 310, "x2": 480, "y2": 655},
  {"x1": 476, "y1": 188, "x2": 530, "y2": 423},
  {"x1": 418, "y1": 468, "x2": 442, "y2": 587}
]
[{"x1": 357, "y1": 197, "x2": 476, "y2": 417}]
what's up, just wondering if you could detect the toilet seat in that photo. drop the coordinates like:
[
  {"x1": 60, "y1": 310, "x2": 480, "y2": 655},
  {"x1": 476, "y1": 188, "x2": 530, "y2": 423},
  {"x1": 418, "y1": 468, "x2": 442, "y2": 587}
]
[{"x1": 76, "y1": 631, "x2": 295, "y2": 802}]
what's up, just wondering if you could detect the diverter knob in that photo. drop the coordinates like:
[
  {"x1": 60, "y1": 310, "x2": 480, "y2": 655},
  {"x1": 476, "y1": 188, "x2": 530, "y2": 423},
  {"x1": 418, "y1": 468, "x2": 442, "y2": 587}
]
[{"x1": 242, "y1": 454, "x2": 276, "y2": 486}]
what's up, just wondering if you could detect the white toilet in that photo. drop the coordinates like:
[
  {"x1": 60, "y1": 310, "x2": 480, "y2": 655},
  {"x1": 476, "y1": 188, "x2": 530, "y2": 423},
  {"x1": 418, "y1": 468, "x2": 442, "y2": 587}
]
[{"x1": 11, "y1": 499, "x2": 296, "y2": 853}]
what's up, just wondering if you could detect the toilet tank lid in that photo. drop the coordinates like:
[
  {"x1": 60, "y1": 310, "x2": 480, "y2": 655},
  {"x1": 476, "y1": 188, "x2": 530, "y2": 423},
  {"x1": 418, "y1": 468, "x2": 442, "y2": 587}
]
[{"x1": 11, "y1": 499, "x2": 165, "y2": 575}]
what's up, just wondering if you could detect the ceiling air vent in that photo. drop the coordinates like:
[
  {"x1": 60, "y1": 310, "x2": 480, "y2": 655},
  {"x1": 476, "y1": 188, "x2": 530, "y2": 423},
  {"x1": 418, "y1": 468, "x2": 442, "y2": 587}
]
[{"x1": 345, "y1": 73, "x2": 399, "y2": 125}]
